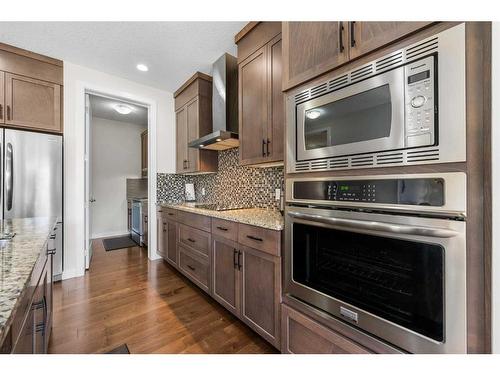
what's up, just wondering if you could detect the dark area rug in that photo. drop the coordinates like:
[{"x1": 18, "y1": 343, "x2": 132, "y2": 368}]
[
  {"x1": 106, "y1": 344, "x2": 130, "y2": 354},
  {"x1": 103, "y1": 236, "x2": 137, "y2": 251}
]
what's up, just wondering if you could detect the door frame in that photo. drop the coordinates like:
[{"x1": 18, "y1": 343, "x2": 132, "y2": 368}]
[{"x1": 79, "y1": 81, "x2": 160, "y2": 271}]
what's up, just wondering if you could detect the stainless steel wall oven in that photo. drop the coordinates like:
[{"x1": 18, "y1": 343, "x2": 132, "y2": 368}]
[
  {"x1": 286, "y1": 24, "x2": 466, "y2": 173},
  {"x1": 284, "y1": 173, "x2": 467, "y2": 353}
]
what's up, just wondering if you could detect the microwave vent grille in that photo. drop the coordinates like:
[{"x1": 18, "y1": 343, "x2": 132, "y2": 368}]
[
  {"x1": 375, "y1": 52, "x2": 404, "y2": 72},
  {"x1": 350, "y1": 64, "x2": 374, "y2": 83},
  {"x1": 329, "y1": 158, "x2": 349, "y2": 169},
  {"x1": 406, "y1": 148, "x2": 440, "y2": 162},
  {"x1": 329, "y1": 75, "x2": 349, "y2": 91},
  {"x1": 405, "y1": 37, "x2": 438, "y2": 60},
  {"x1": 310, "y1": 83, "x2": 328, "y2": 98},
  {"x1": 295, "y1": 161, "x2": 311, "y2": 172},
  {"x1": 310, "y1": 160, "x2": 329, "y2": 170},
  {"x1": 295, "y1": 90, "x2": 310, "y2": 104},
  {"x1": 376, "y1": 152, "x2": 404, "y2": 165},
  {"x1": 350, "y1": 155, "x2": 374, "y2": 167}
]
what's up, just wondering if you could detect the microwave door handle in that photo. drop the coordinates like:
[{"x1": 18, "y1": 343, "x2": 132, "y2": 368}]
[{"x1": 287, "y1": 211, "x2": 460, "y2": 238}]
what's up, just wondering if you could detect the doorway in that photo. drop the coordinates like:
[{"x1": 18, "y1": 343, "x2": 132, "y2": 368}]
[{"x1": 84, "y1": 92, "x2": 150, "y2": 269}]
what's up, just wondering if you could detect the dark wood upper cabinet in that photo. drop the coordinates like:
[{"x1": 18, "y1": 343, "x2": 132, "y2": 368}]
[
  {"x1": 174, "y1": 72, "x2": 217, "y2": 174},
  {"x1": 349, "y1": 22, "x2": 434, "y2": 59},
  {"x1": 4, "y1": 73, "x2": 61, "y2": 133},
  {"x1": 238, "y1": 46, "x2": 268, "y2": 165},
  {"x1": 236, "y1": 22, "x2": 284, "y2": 166},
  {"x1": 282, "y1": 22, "x2": 349, "y2": 91},
  {"x1": 141, "y1": 129, "x2": 148, "y2": 177},
  {"x1": 282, "y1": 21, "x2": 434, "y2": 91}
]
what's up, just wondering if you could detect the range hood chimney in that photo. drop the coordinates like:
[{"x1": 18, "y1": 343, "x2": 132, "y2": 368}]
[{"x1": 188, "y1": 53, "x2": 238, "y2": 150}]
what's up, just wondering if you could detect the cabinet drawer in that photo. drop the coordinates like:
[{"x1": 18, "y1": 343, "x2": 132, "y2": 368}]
[
  {"x1": 281, "y1": 304, "x2": 371, "y2": 354},
  {"x1": 176, "y1": 210, "x2": 211, "y2": 232},
  {"x1": 211, "y1": 218, "x2": 238, "y2": 242},
  {"x1": 238, "y1": 223, "x2": 281, "y2": 256},
  {"x1": 178, "y1": 245, "x2": 210, "y2": 293},
  {"x1": 160, "y1": 207, "x2": 177, "y2": 220},
  {"x1": 179, "y1": 224, "x2": 211, "y2": 258}
]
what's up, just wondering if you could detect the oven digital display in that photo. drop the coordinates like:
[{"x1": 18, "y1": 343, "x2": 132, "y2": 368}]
[{"x1": 408, "y1": 70, "x2": 430, "y2": 84}]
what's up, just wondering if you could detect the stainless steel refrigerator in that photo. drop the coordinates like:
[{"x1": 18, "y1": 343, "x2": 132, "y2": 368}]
[{"x1": 1, "y1": 128, "x2": 63, "y2": 279}]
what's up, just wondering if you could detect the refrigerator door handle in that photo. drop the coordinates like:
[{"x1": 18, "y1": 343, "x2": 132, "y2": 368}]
[{"x1": 5, "y1": 142, "x2": 13, "y2": 211}]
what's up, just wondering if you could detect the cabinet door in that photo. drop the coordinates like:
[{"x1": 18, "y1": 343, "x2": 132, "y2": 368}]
[
  {"x1": 44, "y1": 254, "x2": 53, "y2": 351},
  {"x1": 141, "y1": 130, "x2": 148, "y2": 177},
  {"x1": 12, "y1": 307, "x2": 34, "y2": 353},
  {"x1": 349, "y1": 22, "x2": 433, "y2": 59},
  {"x1": 282, "y1": 22, "x2": 349, "y2": 91},
  {"x1": 0, "y1": 71, "x2": 4, "y2": 124},
  {"x1": 128, "y1": 202, "x2": 132, "y2": 232},
  {"x1": 165, "y1": 220, "x2": 178, "y2": 266},
  {"x1": 240, "y1": 245, "x2": 281, "y2": 348},
  {"x1": 212, "y1": 236, "x2": 240, "y2": 316},
  {"x1": 266, "y1": 35, "x2": 284, "y2": 163},
  {"x1": 4, "y1": 73, "x2": 61, "y2": 133},
  {"x1": 142, "y1": 213, "x2": 148, "y2": 246},
  {"x1": 157, "y1": 215, "x2": 167, "y2": 258},
  {"x1": 239, "y1": 45, "x2": 268, "y2": 165},
  {"x1": 175, "y1": 106, "x2": 188, "y2": 173},
  {"x1": 185, "y1": 98, "x2": 200, "y2": 173}
]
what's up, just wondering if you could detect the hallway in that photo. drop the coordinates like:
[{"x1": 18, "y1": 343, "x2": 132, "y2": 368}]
[{"x1": 48, "y1": 240, "x2": 276, "y2": 353}]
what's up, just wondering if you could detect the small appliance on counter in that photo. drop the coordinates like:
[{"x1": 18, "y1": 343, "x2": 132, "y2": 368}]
[{"x1": 185, "y1": 183, "x2": 196, "y2": 202}]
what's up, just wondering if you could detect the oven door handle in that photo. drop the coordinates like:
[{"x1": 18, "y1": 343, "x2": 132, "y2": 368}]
[{"x1": 287, "y1": 211, "x2": 460, "y2": 238}]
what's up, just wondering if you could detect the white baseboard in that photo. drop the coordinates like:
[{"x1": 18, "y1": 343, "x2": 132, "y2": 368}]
[{"x1": 91, "y1": 230, "x2": 130, "y2": 239}]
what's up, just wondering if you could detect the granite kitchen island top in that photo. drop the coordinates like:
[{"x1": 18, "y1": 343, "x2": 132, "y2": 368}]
[
  {"x1": 0, "y1": 217, "x2": 56, "y2": 344},
  {"x1": 158, "y1": 203, "x2": 284, "y2": 231}
]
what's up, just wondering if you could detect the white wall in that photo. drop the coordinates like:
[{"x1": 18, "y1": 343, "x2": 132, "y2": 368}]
[
  {"x1": 63, "y1": 62, "x2": 176, "y2": 280},
  {"x1": 90, "y1": 117, "x2": 146, "y2": 239},
  {"x1": 492, "y1": 22, "x2": 499, "y2": 353}
]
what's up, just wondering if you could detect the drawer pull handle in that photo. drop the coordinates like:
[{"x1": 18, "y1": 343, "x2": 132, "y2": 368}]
[
  {"x1": 168, "y1": 213, "x2": 174, "y2": 216},
  {"x1": 187, "y1": 265, "x2": 196, "y2": 271},
  {"x1": 237, "y1": 250, "x2": 242, "y2": 270},
  {"x1": 233, "y1": 249, "x2": 238, "y2": 269},
  {"x1": 216, "y1": 226, "x2": 228, "y2": 232},
  {"x1": 158, "y1": 210, "x2": 163, "y2": 212},
  {"x1": 187, "y1": 238, "x2": 196, "y2": 243},
  {"x1": 246, "y1": 235, "x2": 263, "y2": 242}
]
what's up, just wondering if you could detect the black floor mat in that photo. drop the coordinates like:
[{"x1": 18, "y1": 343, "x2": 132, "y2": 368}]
[
  {"x1": 106, "y1": 344, "x2": 130, "y2": 354},
  {"x1": 102, "y1": 236, "x2": 138, "y2": 251}
]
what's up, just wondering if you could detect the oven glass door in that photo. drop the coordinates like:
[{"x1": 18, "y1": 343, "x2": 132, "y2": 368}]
[
  {"x1": 292, "y1": 221, "x2": 444, "y2": 342},
  {"x1": 296, "y1": 65, "x2": 405, "y2": 161}
]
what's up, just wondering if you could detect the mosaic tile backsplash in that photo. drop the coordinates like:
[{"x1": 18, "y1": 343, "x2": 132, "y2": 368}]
[{"x1": 157, "y1": 148, "x2": 284, "y2": 210}]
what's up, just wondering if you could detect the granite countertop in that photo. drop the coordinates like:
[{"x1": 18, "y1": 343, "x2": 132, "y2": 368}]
[
  {"x1": 158, "y1": 203, "x2": 284, "y2": 231},
  {"x1": 0, "y1": 217, "x2": 56, "y2": 344}
]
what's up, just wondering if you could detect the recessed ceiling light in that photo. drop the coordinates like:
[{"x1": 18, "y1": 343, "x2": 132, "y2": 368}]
[
  {"x1": 199, "y1": 144, "x2": 204, "y2": 148},
  {"x1": 306, "y1": 110, "x2": 321, "y2": 120},
  {"x1": 114, "y1": 104, "x2": 133, "y2": 115},
  {"x1": 216, "y1": 138, "x2": 222, "y2": 142},
  {"x1": 136, "y1": 63, "x2": 148, "y2": 72}
]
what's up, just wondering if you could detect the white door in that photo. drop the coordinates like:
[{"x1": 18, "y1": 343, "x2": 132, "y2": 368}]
[{"x1": 84, "y1": 93, "x2": 94, "y2": 269}]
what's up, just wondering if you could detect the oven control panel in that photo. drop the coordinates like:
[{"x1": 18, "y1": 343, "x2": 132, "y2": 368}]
[
  {"x1": 293, "y1": 178, "x2": 445, "y2": 206},
  {"x1": 404, "y1": 55, "x2": 436, "y2": 148}
]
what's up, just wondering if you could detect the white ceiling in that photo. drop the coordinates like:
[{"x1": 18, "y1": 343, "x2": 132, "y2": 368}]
[
  {"x1": 0, "y1": 22, "x2": 246, "y2": 92},
  {"x1": 90, "y1": 94, "x2": 148, "y2": 126}
]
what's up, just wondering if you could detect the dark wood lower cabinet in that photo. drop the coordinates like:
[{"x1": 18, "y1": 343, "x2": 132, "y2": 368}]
[
  {"x1": 281, "y1": 304, "x2": 371, "y2": 354},
  {"x1": 157, "y1": 207, "x2": 282, "y2": 350},
  {"x1": 211, "y1": 236, "x2": 240, "y2": 316},
  {"x1": 9, "y1": 250, "x2": 54, "y2": 354},
  {"x1": 240, "y1": 245, "x2": 281, "y2": 348}
]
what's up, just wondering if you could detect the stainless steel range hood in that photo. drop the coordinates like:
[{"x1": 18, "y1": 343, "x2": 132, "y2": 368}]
[{"x1": 188, "y1": 53, "x2": 238, "y2": 151}]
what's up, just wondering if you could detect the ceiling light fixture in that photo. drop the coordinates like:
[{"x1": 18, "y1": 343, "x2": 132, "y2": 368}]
[
  {"x1": 136, "y1": 64, "x2": 149, "y2": 72},
  {"x1": 114, "y1": 104, "x2": 133, "y2": 115},
  {"x1": 216, "y1": 138, "x2": 222, "y2": 142},
  {"x1": 306, "y1": 110, "x2": 321, "y2": 120}
]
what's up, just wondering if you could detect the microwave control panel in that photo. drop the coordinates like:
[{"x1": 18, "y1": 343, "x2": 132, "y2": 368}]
[
  {"x1": 404, "y1": 55, "x2": 436, "y2": 148},
  {"x1": 293, "y1": 178, "x2": 445, "y2": 206}
]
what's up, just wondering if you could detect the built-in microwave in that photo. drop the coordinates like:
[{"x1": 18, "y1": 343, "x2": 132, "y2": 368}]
[{"x1": 286, "y1": 23, "x2": 466, "y2": 173}]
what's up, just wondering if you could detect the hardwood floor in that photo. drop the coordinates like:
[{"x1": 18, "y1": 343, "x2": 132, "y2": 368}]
[{"x1": 48, "y1": 239, "x2": 277, "y2": 354}]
